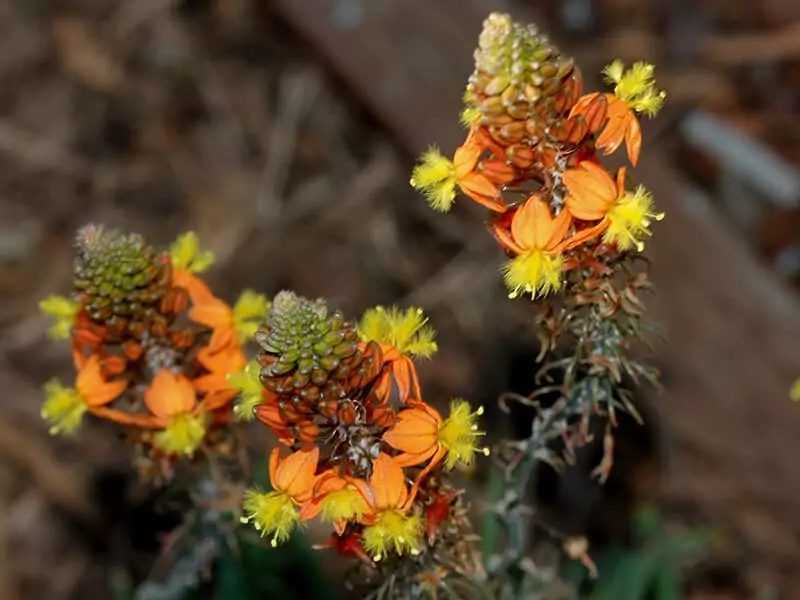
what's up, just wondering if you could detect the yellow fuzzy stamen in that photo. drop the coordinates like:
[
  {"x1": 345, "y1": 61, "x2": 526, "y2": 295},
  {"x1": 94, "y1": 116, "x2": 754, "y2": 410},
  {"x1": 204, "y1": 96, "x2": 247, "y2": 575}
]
[
  {"x1": 604, "y1": 185, "x2": 664, "y2": 252},
  {"x1": 153, "y1": 412, "x2": 208, "y2": 457},
  {"x1": 232, "y1": 290, "x2": 270, "y2": 343},
  {"x1": 358, "y1": 305, "x2": 438, "y2": 358},
  {"x1": 229, "y1": 360, "x2": 264, "y2": 421},
  {"x1": 410, "y1": 147, "x2": 458, "y2": 212},
  {"x1": 438, "y1": 399, "x2": 488, "y2": 470},
  {"x1": 319, "y1": 486, "x2": 369, "y2": 524},
  {"x1": 502, "y1": 249, "x2": 564, "y2": 299},
  {"x1": 460, "y1": 106, "x2": 482, "y2": 129},
  {"x1": 169, "y1": 231, "x2": 215, "y2": 273},
  {"x1": 241, "y1": 489, "x2": 300, "y2": 547},
  {"x1": 603, "y1": 60, "x2": 666, "y2": 117},
  {"x1": 362, "y1": 510, "x2": 423, "y2": 561},
  {"x1": 41, "y1": 380, "x2": 87, "y2": 435},
  {"x1": 39, "y1": 295, "x2": 79, "y2": 340}
]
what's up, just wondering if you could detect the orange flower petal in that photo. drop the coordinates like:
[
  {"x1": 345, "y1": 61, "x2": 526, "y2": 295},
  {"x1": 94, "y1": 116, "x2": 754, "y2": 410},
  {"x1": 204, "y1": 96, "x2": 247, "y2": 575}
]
[
  {"x1": 89, "y1": 406, "x2": 160, "y2": 427},
  {"x1": 144, "y1": 370, "x2": 197, "y2": 419},
  {"x1": 76, "y1": 355, "x2": 128, "y2": 407},
  {"x1": 393, "y1": 358, "x2": 416, "y2": 402},
  {"x1": 207, "y1": 327, "x2": 236, "y2": 354},
  {"x1": 188, "y1": 297, "x2": 232, "y2": 329},
  {"x1": 382, "y1": 406, "x2": 440, "y2": 456},
  {"x1": 596, "y1": 113, "x2": 628, "y2": 156},
  {"x1": 625, "y1": 115, "x2": 642, "y2": 166},
  {"x1": 568, "y1": 92, "x2": 600, "y2": 120},
  {"x1": 369, "y1": 453, "x2": 408, "y2": 511},
  {"x1": 274, "y1": 446, "x2": 319, "y2": 502},
  {"x1": 453, "y1": 144, "x2": 481, "y2": 179},
  {"x1": 490, "y1": 221, "x2": 525, "y2": 255},
  {"x1": 194, "y1": 345, "x2": 246, "y2": 393},
  {"x1": 173, "y1": 268, "x2": 215, "y2": 305},
  {"x1": 393, "y1": 447, "x2": 439, "y2": 468},
  {"x1": 562, "y1": 220, "x2": 609, "y2": 251},
  {"x1": 196, "y1": 389, "x2": 236, "y2": 412},
  {"x1": 545, "y1": 207, "x2": 573, "y2": 252},
  {"x1": 459, "y1": 173, "x2": 505, "y2": 212},
  {"x1": 511, "y1": 196, "x2": 557, "y2": 250},
  {"x1": 563, "y1": 162, "x2": 617, "y2": 221}
]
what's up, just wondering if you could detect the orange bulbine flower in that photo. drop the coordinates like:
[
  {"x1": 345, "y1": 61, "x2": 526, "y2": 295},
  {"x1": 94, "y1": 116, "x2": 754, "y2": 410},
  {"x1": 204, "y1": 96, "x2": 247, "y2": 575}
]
[
  {"x1": 383, "y1": 400, "x2": 486, "y2": 471},
  {"x1": 410, "y1": 138, "x2": 506, "y2": 213},
  {"x1": 357, "y1": 305, "x2": 437, "y2": 403},
  {"x1": 570, "y1": 92, "x2": 643, "y2": 165},
  {"x1": 361, "y1": 453, "x2": 423, "y2": 560},
  {"x1": 142, "y1": 370, "x2": 209, "y2": 456},
  {"x1": 41, "y1": 354, "x2": 128, "y2": 435},
  {"x1": 570, "y1": 61, "x2": 665, "y2": 166},
  {"x1": 300, "y1": 470, "x2": 372, "y2": 535},
  {"x1": 564, "y1": 160, "x2": 624, "y2": 221},
  {"x1": 491, "y1": 196, "x2": 589, "y2": 299},
  {"x1": 564, "y1": 161, "x2": 663, "y2": 252},
  {"x1": 193, "y1": 344, "x2": 247, "y2": 394},
  {"x1": 242, "y1": 446, "x2": 319, "y2": 546}
]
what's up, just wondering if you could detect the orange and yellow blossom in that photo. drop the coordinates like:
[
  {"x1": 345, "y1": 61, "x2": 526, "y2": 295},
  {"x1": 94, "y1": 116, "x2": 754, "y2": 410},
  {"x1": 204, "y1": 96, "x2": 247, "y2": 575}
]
[
  {"x1": 361, "y1": 453, "x2": 423, "y2": 561},
  {"x1": 241, "y1": 446, "x2": 319, "y2": 547},
  {"x1": 564, "y1": 161, "x2": 663, "y2": 252},
  {"x1": 570, "y1": 60, "x2": 665, "y2": 166},
  {"x1": 358, "y1": 305, "x2": 438, "y2": 402},
  {"x1": 299, "y1": 470, "x2": 372, "y2": 535},
  {"x1": 410, "y1": 135, "x2": 507, "y2": 213},
  {"x1": 383, "y1": 399, "x2": 487, "y2": 471},
  {"x1": 492, "y1": 195, "x2": 587, "y2": 299},
  {"x1": 143, "y1": 370, "x2": 209, "y2": 457},
  {"x1": 41, "y1": 354, "x2": 127, "y2": 435}
]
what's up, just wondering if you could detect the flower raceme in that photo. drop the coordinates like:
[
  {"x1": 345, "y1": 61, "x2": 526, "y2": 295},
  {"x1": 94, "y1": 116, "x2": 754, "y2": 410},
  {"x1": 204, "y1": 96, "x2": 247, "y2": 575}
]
[
  {"x1": 411, "y1": 13, "x2": 666, "y2": 303},
  {"x1": 241, "y1": 292, "x2": 490, "y2": 564},
  {"x1": 40, "y1": 227, "x2": 252, "y2": 464}
]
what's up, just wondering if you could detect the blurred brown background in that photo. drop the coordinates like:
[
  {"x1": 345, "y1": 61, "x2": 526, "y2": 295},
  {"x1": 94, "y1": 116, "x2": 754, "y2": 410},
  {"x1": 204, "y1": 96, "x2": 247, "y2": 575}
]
[{"x1": 0, "y1": 0, "x2": 798, "y2": 598}]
